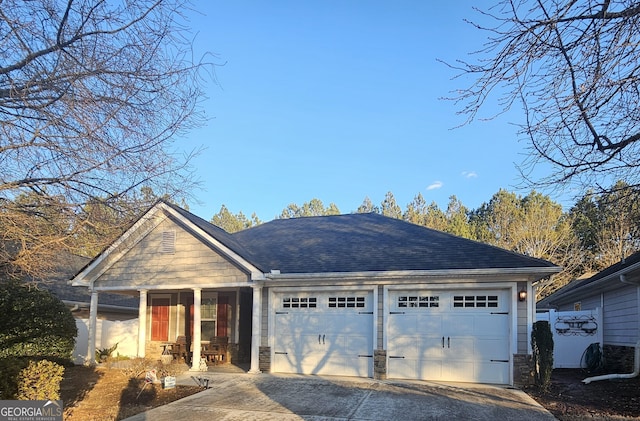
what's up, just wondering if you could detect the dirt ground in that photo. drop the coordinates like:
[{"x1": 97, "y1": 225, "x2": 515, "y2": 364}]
[
  {"x1": 525, "y1": 369, "x2": 640, "y2": 420},
  {"x1": 60, "y1": 364, "x2": 640, "y2": 421},
  {"x1": 60, "y1": 364, "x2": 203, "y2": 421}
]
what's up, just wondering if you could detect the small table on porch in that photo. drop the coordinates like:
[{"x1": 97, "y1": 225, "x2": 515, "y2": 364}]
[{"x1": 160, "y1": 342, "x2": 174, "y2": 355}]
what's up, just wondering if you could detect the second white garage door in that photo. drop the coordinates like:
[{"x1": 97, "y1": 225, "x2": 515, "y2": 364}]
[
  {"x1": 272, "y1": 291, "x2": 374, "y2": 377},
  {"x1": 387, "y1": 289, "x2": 511, "y2": 384}
]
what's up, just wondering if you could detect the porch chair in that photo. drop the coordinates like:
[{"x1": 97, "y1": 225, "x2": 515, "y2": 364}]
[
  {"x1": 200, "y1": 341, "x2": 219, "y2": 365},
  {"x1": 173, "y1": 335, "x2": 191, "y2": 363},
  {"x1": 209, "y1": 336, "x2": 229, "y2": 364}
]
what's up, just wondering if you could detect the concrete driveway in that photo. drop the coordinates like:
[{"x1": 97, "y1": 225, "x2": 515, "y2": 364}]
[{"x1": 122, "y1": 372, "x2": 556, "y2": 421}]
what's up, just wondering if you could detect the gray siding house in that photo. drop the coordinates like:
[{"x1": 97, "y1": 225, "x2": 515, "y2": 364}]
[
  {"x1": 71, "y1": 201, "x2": 559, "y2": 385},
  {"x1": 538, "y1": 251, "x2": 640, "y2": 371}
]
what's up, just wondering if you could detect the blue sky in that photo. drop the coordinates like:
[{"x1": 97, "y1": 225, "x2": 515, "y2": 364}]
[{"x1": 179, "y1": 1, "x2": 563, "y2": 221}]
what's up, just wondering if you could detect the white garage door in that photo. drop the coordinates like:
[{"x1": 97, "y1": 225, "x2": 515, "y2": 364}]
[
  {"x1": 272, "y1": 291, "x2": 374, "y2": 377},
  {"x1": 387, "y1": 289, "x2": 511, "y2": 384}
]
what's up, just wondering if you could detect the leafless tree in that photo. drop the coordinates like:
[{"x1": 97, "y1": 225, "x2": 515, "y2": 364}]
[
  {"x1": 0, "y1": 0, "x2": 216, "y2": 279},
  {"x1": 448, "y1": 0, "x2": 640, "y2": 196}
]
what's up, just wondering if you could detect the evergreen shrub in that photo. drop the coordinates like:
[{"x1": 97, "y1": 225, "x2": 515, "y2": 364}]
[
  {"x1": 0, "y1": 280, "x2": 76, "y2": 399},
  {"x1": 532, "y1": 320, "x2": 554, "y2": 391},
  {"x1": 0, "y1": 280, "x2": 77, "y2": 361},
  {"x1": 0, "y1": 357, "x2": 28, "y2": 399}
]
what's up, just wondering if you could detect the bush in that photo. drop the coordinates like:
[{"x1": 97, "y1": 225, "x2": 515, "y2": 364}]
[
  {"x1": 532, "y1": 320, "x2": 554, "y2": 391},
  {"x1": 0, "y1": 357, "x2": 29, "y2": 399},
  {"x1": 120, "y1": 357, "x2": 157, "y2": 380},
  {"x1": 16, "y1": 360, "x2": 64, "y2": 400},
  {"x1": 96, "y1": 342, "x2": 118, "y2": 363},
  {"x1": 0, "y1": 280, "x2": 77, "y2": 361}
]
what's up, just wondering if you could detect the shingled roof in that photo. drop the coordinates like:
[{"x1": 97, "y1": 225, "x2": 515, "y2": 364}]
[
  {"x1": 44, "y1": 254, "x2": 138, "y2": 309},
  {"x1": 165, "y1": 202, "x2": 558, "y2": 275},
  {"x1": 537, "y1": 250, "x2": 640, "y2": 307},
  {"x1": 234, "y1": 213, "x2": 557, "y2": 273}
]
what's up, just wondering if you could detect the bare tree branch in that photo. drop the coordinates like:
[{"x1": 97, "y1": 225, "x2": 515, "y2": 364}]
[
  {"x1": 446, "y1": 0, "x2": 640, "y2": 196},
  {"x1": 0, "y1": 0, "x2": 217, "y2": 279}
]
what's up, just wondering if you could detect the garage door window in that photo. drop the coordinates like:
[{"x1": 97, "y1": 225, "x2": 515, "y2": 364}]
[
  {"x1": 283, "y1": 297, "x2": 317, "y2": 308},
  {"x1": 398, "y1": 295, "x2": 439, "y2": 308},
  {"x1": 453, "y1": 295, "x2": 498, "y2": 308},
  {"x1": 328, "y1": 296, "x2": 365, "y2": 308}
]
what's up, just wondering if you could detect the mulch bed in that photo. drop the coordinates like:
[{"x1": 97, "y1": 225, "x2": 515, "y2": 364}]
[{"x1": 525, "y1": 368, "x2": 640, "y2": 420}]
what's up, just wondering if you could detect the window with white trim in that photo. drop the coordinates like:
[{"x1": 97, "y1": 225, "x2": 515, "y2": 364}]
[
  {"x1": 283, "y1": 297, "x2": 317, "y2": 308},
  {"x1": 201, "y1": 294, "x2": 217, "y2": 338},
  {"x1": 453, "y1": 295, "x2": 498, "y2": 308},
  {"x1": 328, "y1": 296, "x2": 365, "y2": 308},
  {"x1": 398, "y1": 295, "x2": 439, "y2": 308}
]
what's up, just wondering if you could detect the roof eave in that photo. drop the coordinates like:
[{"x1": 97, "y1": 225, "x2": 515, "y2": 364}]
[
  {"x1": 64, "y1": 300, "x2": 138, "y2": 313},
  {"x1": 71, "y1": 202, "x2": 263, "y2": 287},
  {"x1": 161, "y1": 203, "x2": 262, "y2": 275},
  {"x1": 264, "y1": 266, "x2": 561, "y2": 282},
  {"x1": 71, "y1": 203, "x2": 166, "y2": 287},
  {"x1": 544, "y1": 260, "x2": 640, "y2": 305}
]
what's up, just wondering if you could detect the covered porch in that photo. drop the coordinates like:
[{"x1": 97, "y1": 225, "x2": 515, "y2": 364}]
[
  {"x1": 85, "y1": 284, "x2": 262, "y2": 372},
  {"x1": 71, "y1": 202, "x2": 268, "y2": 373}
]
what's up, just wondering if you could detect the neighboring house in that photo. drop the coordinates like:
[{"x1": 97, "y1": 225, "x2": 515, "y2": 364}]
[
  {"x1": 71, "y1": 201, "x2": 559, "y2": 385},
  {"x1": 538, "y1": 251, "x2": 640, "y2": 372}
]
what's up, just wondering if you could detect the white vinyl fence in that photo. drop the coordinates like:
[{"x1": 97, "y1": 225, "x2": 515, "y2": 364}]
[
  {"x1": 536, "y1": 308, "x2": 603, "y2": 368},
  {"x1": 73, "y1": 318, "x2": 138, "y2": 365}
]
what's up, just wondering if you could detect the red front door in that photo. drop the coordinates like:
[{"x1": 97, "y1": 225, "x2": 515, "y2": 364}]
[{"x1": 151, "y1": 298, "x2": 170, "y2": 341}]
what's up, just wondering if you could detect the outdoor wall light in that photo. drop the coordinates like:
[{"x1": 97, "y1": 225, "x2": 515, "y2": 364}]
[{"x1": 518, "y1": 288, "x2": 527, "y2": 302}]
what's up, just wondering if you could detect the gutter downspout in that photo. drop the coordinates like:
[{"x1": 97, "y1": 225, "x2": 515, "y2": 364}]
[
  {"x1": 620, "y1": 274, "x2": 633, "y2": 285},
  {"x1": 583, "y1": 339, "x2": 640, "y2": 384},
  {"x1": 583, "y1": 274, "x2": 640, "y2": 384}
]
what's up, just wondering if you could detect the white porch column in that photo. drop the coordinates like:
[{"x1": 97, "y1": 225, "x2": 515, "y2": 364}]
[
  {"x1": 86, "y1": 291, "x2": 99, "y2": 366},
  {"x1": 138, "y1": 289, "x2": 148, "y2": 358},
  {"x1": 190, "y1": 287, "x2": 202, "y2": 371},
  {"x1": 248, "y1": 283, "x2": 262, "y2": 374}
]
